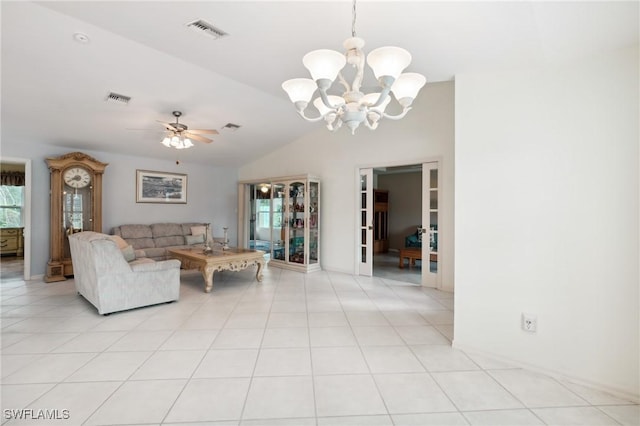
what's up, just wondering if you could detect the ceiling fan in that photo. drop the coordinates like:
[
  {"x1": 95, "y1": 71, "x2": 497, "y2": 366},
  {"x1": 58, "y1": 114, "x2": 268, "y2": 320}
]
[{"x1": 158, "y1": 111, "x2": 219, "y2": 147}]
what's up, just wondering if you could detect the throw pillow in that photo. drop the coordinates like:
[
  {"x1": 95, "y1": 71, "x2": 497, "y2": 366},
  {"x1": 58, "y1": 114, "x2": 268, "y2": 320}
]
[
  {"x1": 121, "y1": 245, "x2": 136, "y2": 262},
  {"x1": 109, "y1": 235, "x2": 129, "y2": 250},
  {"x1": 191, "y1": 225, "x2": 207, "y2": 236},
  {"x1": 185, "y1": 233, "x2": 205, "y2": 245}
]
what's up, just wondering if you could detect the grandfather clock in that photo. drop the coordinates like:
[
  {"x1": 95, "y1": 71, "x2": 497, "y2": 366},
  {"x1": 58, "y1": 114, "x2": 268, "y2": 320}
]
[{"x1": 45, "y1": 152, "x2": 108, "y2": 282}]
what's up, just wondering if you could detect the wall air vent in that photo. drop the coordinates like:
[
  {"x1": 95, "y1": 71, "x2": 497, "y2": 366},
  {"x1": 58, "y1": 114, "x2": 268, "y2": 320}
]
[
  {"x1": 186, "y1": 20, "x2": 228, "y2": 39},
  {"x1": 222, "y1": 123, "x2": 241, "y2": 131},
  {"x1": 105, "y1": 92, "x2": 131, "y2": 105}
]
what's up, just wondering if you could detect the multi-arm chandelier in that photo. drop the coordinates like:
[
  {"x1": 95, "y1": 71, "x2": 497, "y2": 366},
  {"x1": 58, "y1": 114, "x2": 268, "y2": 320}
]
[{"x1": 282, "y1": 0, "x2": 426, "y2": 134}]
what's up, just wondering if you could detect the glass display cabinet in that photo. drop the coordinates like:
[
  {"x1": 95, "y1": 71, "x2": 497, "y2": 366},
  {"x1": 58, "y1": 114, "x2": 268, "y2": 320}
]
[{"x1": 240, "y1": 175, "x2": 320, "y2": 273}]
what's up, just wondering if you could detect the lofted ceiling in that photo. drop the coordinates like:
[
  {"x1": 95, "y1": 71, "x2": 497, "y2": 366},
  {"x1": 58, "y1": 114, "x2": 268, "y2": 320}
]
[{"x1": 1, "y1": 1, "x2": 638, "y2": 166}]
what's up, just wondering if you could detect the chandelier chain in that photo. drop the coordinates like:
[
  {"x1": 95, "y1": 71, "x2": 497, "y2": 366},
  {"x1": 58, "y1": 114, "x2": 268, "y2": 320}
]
[{"x1": 351, "y1": 0, "x2": 357, "y2": 37}]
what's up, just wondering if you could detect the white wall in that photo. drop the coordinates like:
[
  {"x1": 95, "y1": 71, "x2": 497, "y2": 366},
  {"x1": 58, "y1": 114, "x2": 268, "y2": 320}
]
[
  {"x1": 0, "y1": 141, "x2": 238, "y2": 277},
  {"x1": 454, "y1": 46, "x2": 639, "y2": 398},
  {"x1": 239, "y1": 81, "x2": 455, "y2": 291}
]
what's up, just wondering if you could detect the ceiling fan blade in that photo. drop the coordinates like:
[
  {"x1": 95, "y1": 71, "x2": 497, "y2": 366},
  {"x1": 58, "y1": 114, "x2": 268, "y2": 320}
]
[
  {"x1": 157, "y1": 120, "x2": 178, "y2": 132},
  {"x1": 186, "y1": 129, "x2": 219, "y2": 135},
  {"x1": 184, "y1": 132, "x2": 212, "y2": 143}
]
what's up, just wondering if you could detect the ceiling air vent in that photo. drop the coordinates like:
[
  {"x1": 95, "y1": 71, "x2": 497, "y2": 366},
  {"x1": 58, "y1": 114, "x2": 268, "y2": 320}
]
[
  {"x1": 186, "y1": 19, "x2": 228, "y2": 39},
  {"x1": 105, "y1": 92, "x2": 131, "y2": 105},
  {"x1": 222, "y1": 123, "x2": 241, "y2": 132}
]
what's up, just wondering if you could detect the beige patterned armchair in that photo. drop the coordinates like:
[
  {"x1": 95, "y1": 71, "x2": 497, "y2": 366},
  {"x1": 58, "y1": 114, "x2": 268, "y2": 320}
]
[{"x1": 69, "y1": 231, "x2": 181, "y2": 315}]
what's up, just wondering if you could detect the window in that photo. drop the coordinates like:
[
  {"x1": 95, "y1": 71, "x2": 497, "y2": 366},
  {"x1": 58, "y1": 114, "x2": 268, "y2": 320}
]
[
  {"x1": 0, "y1": 185, "x2": 24, "y2": 227},
  {"x1": 256, "y1": 199, "x2": 271, "y2": 228}
]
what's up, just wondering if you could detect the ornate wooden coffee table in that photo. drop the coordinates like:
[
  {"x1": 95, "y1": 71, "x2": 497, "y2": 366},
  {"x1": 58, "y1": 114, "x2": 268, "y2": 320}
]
[{"x1": 167, "y1": 247, "x2": 265, "y2": 293}]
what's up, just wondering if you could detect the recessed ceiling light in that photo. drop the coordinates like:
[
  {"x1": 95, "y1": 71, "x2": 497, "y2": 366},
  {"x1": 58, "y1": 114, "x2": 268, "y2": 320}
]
[{"x1": 73, "y1": 32, "x2": 90, "y2": 44}]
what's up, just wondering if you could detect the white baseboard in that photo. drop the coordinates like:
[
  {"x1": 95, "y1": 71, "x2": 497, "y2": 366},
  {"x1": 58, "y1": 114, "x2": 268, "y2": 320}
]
[
  {"x1": 27, "y1": 274, "x2": 44, "y2": 282},
  {"x1": 452, "y1": 340, "x2": 640, "y2": 404}
]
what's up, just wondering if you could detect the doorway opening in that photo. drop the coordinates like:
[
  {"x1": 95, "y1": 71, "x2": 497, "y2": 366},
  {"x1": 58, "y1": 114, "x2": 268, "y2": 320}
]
[
  {"x1": 0, "y1": 157, "x2": 31, "y2": 282},
  {"x1": 358, "y1": 161, "x2": 440, "y2": 288},
  {"x1": 372, "y1": 164, "x2": 423, "y2": 284}
]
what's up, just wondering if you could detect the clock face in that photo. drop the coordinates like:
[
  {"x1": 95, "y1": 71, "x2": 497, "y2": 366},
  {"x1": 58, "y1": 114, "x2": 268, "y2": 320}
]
[{"x1": 63, "y1": 167, "x2": 91, "y2": 188}]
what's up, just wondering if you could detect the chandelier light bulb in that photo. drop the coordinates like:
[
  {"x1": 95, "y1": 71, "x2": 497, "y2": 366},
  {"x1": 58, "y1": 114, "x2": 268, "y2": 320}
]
[
  {"x1": 366, "y1": 46, "x2": 412, "y2": 81},
  {"x1": 391, "y1": 72, "x2": 427, "y2": 106},
  {"x1": 360, "y1": 93, "x2": 391, "y2": 113},
  {"x1": 161, "y1": 137, "x2": 171, "y2": 147},
  {"x1": 282, "y1": 78, "x2": 317, "y2": 104},
  {"x1": 313, "y1": 95, "x2": 345, "y2": 116},
  {"x1": 303, "y1": 49, "x2": 346, "y2": 82}
]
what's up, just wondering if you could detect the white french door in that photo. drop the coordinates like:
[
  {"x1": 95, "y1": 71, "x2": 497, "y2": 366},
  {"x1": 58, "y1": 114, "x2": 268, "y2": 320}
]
[
  {"x1": 357, "y1": 162, "x2": 441, "y2": 288},
  {"x1": 358, "y1": 168, "x2": 374, "y2": 276},
  {"x1": 422, "y1": 162, "x2": 440, "y2": 288}
]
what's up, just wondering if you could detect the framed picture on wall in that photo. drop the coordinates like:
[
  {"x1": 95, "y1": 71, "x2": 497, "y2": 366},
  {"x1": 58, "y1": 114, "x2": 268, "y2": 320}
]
[{"x1": 136, "y1": 170, "x2": 187, "y2": 203}]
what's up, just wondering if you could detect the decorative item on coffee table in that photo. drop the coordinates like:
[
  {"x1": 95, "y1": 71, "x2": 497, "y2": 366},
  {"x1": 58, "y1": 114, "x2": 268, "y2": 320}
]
[
  {"x1": 202, "y1": 223, "x2": 213, "y2": 254},
  {"x1": 222, "y1": 227, "x2": 230, "y2": 250}
]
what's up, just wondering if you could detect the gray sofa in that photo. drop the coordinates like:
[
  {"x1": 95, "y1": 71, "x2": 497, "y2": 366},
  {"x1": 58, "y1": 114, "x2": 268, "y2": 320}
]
[
  {"x1": 111, "y1": 223, "x2": 209, "y2": 260},
  {"x1": 69, "y1": 231, "x2": 181, "y2": 315}
]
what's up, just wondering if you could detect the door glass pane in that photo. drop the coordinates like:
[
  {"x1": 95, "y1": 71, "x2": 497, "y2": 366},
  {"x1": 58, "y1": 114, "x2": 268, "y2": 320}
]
[
  {"x1": 429, "y1": 168, "x2": 438, "y2": 274},
  {"x1": 430, "y1": 168, "x2": 438, "y2": 189},
  {"x1": 360, "y1": 171, "x2": 371, "y2": 269}
]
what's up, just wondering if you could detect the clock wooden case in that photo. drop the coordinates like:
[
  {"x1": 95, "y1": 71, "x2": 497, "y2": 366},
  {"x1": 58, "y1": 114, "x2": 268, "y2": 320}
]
[{"x1": 45, "y1": 152, "x2": 108, "y2": 282}]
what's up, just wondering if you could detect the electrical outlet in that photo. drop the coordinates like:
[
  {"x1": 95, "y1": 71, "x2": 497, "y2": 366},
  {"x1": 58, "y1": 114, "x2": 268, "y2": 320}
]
[{"x1": 522, "y1": 313, "x2": 537, "y2": 333}]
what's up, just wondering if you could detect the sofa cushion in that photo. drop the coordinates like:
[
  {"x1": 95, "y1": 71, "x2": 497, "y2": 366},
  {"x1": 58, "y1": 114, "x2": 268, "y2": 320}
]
[
  {"x1": 151, "y1": 223, "x2": 184, "y2": 238},
  {"x1": 109, "y1": 235, "x2": 129, "y2": 250},
  {"x1": 141, "y1": 247, "x2": 168, "y2": 259},
  {"x1": 182, "y1": 223, "x2": 207, "y2": 235},
  {"x1": 121, "y1": 245, "x2": 136, "y2": 262},
  {"x1": 128, "y1": 258, "x2": 156, "y2": 266},
  {"x1": 191, "y1": 225, "x2": 207, "y2": 236},
  {"x1": 155, "y1": 235, "x2": 185, "y2": 248},
  {"x1": 128, "y1": 238, "x2": 156, "y2": 250},
  {"x1": 185, "y1": 234, "x2": 205, "y2": 245},
  {"x1": 119, "y1": 224, "x2": 153, "y2": 239}
]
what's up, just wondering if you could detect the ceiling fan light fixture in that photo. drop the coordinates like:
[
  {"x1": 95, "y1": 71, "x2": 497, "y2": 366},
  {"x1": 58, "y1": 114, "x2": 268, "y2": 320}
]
[{"x1": 159, "y1": 111, "x2": 217, "y2": 150}]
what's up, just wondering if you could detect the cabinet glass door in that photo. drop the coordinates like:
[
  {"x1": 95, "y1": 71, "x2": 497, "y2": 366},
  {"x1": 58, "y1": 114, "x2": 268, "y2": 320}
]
[
  {"x1": 288, "y1": 181, "x2": 306, "y2": 264},
  {"x1": 272, "y1": 183, "x2": 285, "y2": 261},
  {"x1": 308, "y1": 181, "x2": 319, "y2": 265}
]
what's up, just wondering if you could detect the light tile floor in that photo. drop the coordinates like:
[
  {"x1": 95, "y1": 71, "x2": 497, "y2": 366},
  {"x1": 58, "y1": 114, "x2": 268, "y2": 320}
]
[{"x1": 1, "y1": 266, "x2": 638, "y2": 425}]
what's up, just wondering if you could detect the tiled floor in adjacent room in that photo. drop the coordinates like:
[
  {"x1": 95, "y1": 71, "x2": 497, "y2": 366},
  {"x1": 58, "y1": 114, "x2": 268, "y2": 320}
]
[{"x1": 1, "y1": 266, "x2": 638, "y2": 425}]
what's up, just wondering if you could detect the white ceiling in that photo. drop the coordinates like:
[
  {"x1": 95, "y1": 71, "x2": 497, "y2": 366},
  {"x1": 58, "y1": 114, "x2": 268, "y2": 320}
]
[{"x1": 2, "y1": 1, "x2": 638, "y2": 166}]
